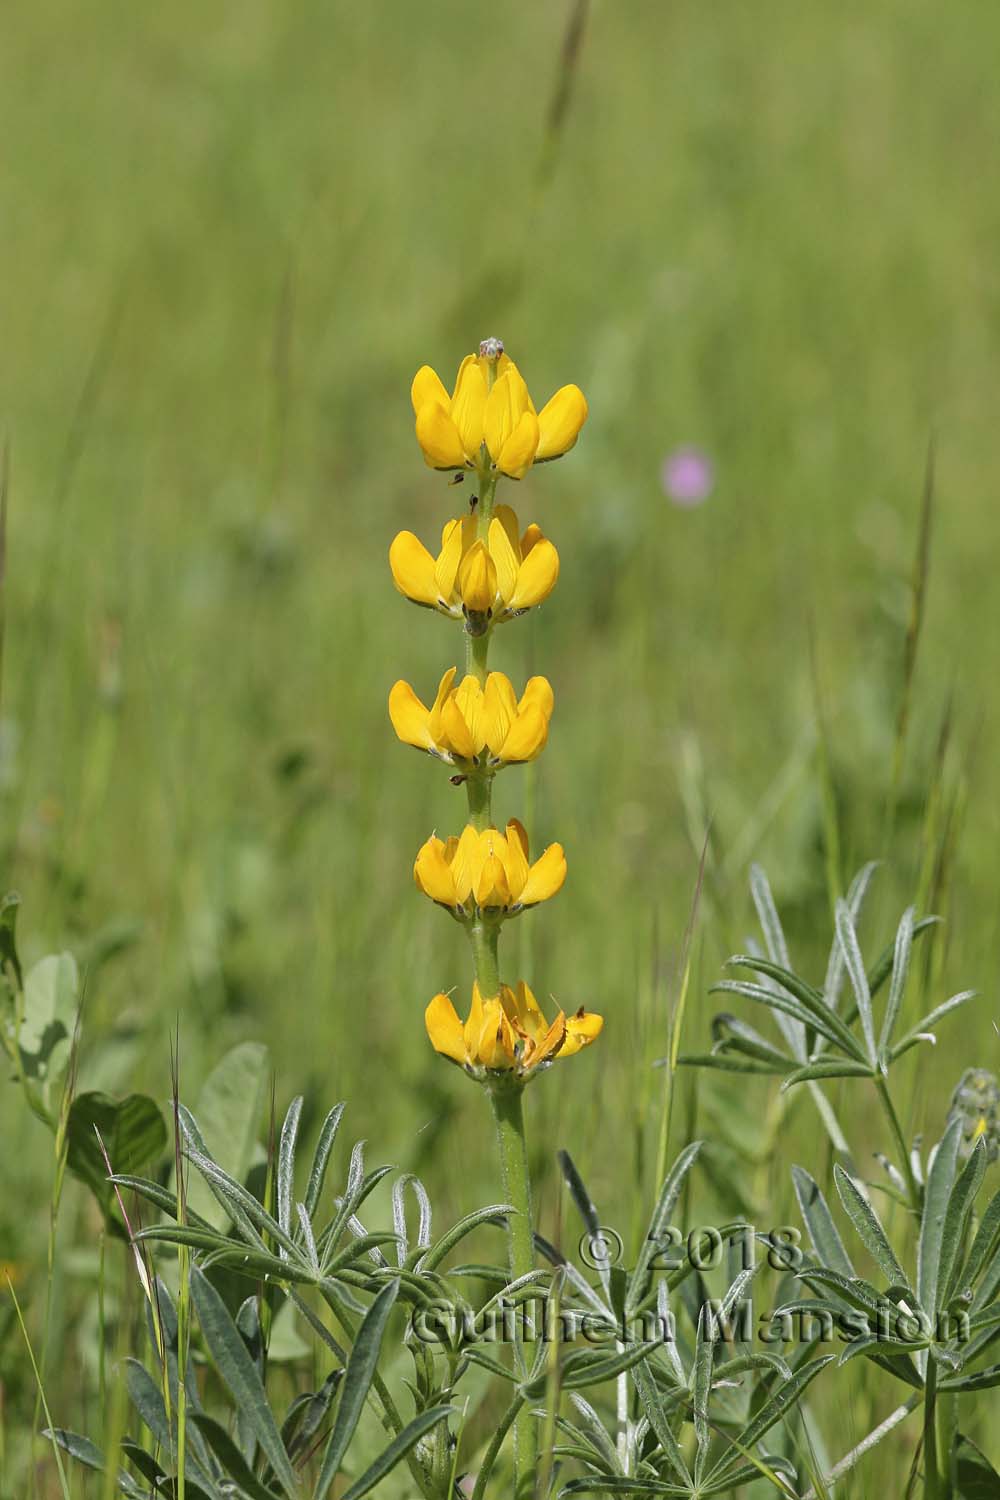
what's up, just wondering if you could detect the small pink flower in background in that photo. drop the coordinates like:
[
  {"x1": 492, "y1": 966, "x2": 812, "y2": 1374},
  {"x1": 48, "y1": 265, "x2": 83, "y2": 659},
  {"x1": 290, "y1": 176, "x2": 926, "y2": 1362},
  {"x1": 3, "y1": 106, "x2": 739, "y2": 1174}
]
[{"x1": 661, "y1": 446, "x2": 714, "y2": 507}]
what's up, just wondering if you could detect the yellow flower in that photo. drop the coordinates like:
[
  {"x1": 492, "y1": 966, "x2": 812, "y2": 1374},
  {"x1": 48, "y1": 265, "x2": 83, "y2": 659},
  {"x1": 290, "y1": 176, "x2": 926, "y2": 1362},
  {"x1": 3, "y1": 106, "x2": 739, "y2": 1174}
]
[
  {"x1": 414, "y1": 820, "x2": 566, "y2": 918},
  {"x1": 389, "y1": 669, "x2": 553, "y2": 769},
  {"x1": 411, "y1": 345, "x2": 588, "y2": 479},
  {"x1": 388, "y1": 505, "x2": 559, "y2": 631},
  {"x1": 425, "y1": 980, "x2": 603, "y2": 1077}
]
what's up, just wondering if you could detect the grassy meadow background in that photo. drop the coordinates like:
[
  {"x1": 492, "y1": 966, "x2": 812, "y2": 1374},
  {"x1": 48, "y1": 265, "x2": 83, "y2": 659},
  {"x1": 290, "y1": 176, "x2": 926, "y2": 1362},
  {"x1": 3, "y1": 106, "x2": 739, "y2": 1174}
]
[{"x1": 2, "y1": 0, "x2": 1000, "y2": 1488}]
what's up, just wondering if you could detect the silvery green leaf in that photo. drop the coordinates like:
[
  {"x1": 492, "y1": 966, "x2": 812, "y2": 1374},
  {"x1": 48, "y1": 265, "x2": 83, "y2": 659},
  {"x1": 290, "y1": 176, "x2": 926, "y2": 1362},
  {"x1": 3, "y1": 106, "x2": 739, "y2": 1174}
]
[
  {"x1": 340, "y1": 1406, "x2": 452, "y2": 1500},
  {"x1": 190, "y1": 1268, "x2": 298, "y2": 1496},
  {"x1": 315, "y1": 1279, "x2": 400, "y2": 1500},
  {"x1": 793, "y1": 1166, "x2": 855, "y2": 1279},
  {"x1": 918, "y1": 1118, "x2": 963, "y2": 1317},
  {"x1": 834, "y1": 1165, "x2": 912, "y2": 1293},
  {"x1": 835, "y1": 901, "x2": 877, "y2": 1065},
  {"x1": 277, "y1": 1095, "x2": 303, "y2": 1249},
  {"x1": 304, "y1": 1102, "x2": 346, "y2": 1217}
]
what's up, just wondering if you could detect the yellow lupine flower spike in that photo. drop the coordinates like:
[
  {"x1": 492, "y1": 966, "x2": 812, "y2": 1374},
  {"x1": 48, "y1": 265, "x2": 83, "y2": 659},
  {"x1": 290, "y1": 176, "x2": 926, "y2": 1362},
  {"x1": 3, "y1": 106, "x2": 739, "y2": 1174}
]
[
  {"x1": 388, "y1": 505, "x2": 559, "y2": 633},
  {"x1": 414, "y1": 820, "x2": 566, "y2": 918},
  {"x1": 411, "y1": 342, "x2": 588, "y2": 478},
  {"x1": 425, "y1": 981, "x2": 603, "y2": 1079},
  {"x1": 388, "y1": 669, "x2": 553, "y2": 769}
]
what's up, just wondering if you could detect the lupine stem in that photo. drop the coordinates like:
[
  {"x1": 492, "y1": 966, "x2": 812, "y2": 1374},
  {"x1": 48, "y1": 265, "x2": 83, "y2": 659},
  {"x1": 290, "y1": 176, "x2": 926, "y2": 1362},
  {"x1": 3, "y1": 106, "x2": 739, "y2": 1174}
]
[
  {"x1": 874, "y1": 1076, "x2": 922, "y2": 1212},
  {"x1": 488, "y1": 1078, "x2": 538, "y2": 1496},
  {"x1": 466, "y1": 628, "x2": 491, "y2": 682},
  {"x1": 459, "y1": 442, "x2": 537, "y2": 1494}
]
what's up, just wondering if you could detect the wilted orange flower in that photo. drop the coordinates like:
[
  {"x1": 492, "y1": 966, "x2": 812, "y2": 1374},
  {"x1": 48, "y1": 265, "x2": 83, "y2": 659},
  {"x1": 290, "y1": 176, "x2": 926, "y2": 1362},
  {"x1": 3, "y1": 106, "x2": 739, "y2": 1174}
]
[{"x1": 425, "y1": 980, "x2": 602, "y2": 1077}]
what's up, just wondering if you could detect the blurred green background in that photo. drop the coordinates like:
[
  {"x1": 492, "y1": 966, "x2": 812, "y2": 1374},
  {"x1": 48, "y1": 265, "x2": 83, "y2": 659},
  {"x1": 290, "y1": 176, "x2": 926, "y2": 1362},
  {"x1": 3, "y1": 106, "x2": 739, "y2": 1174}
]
[{"x1": 2, "y1": 0, "x2": 1000, "y2": 1484}]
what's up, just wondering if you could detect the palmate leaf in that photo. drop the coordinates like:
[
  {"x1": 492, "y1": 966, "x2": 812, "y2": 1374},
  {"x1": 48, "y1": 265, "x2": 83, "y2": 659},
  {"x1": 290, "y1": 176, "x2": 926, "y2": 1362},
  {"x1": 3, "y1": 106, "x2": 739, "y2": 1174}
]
[
  {"x1": 705, "y1": 1355, "x2": 835, "y2": 1487},
  {"x1": 304, "y1": 1101, "x2": 346, "y2": 1217},
  {"x1": 340, "y1": 1406, "x2": 452, "y2": 1500},
  {"x1": 917, "y1": 1118, "x2": 963, "y2": 1316},
  {"x1": 190, "y1": 1412, "x2": 280, "y2": 1500},
  {"x1": 677, "y1": 1051, "x2": 787, "y2": 1077},
  {"x1": 413, "y1": 1202, "x2": 512, "y2": 1273},
  {"x1": 938, "y1": 1140, "x2": 988, "y2": 1310},
  {"x1": 315, "y1": 1278, "x2": 400, "y2": 1500},
  {"x1": 626, "y1": 1142, "x2": 702, "y2": 1317},
  {"x1": 391, "y1": 1173, "x2": 432, "y2": 1266},
  {"x1": 962, "y1": 1187, "x2": 1000, "y2": 1304},
  {"x1": 889, "y1": 990, "x2": 978, "y2": 1061},
  {"x1": 878, "y1": 905, "x2": 915, "y2": 1057},
  {"x1": 793, "y1": 1166, "x2": 855, "y2": 1279},
  {"x1": 782, "y1": 1060, "x2": 873, "y2": 1091},
  {"x1": 190, "y1": 1268, "x2": 299, "y2": 1497},
  {"x1": 710, "y1": 978, "x2": 855, "y2": 1059},
  {"x1": 276, "y1": 1095, "x2": 304, "y2": 1249},
  {"x1": 953, "y1": 1432, "x2": 1000, "y2": 1497},
  {"x1": 834, "y1": 1165, "x2": 912, "y2": 1292},
  {"x1": 823, "y1": 862, "x2": 879, "y2": 1011},
  {"x1": 692, "y1": 1306, "x2": 714, "y2": 1486},
  {"x1": 724, "y1": 955, "x2": 867, "y2": 1063},
  {"x1": 630, "y1": 1353, "x2": 691, "y2": 1483},
  {"x1": 566, "y1": 1395, "x2": 624, "y2": 1476},
  {"x1": 282, "y1": 1370, "x2": 343, "y2": 1463},
  {"x1": 43, "y1": 1430, "x2": 147, "y2": 1500},
  {"x1": 834, "y1": 901, "x2": 877, "y2": 1064}
]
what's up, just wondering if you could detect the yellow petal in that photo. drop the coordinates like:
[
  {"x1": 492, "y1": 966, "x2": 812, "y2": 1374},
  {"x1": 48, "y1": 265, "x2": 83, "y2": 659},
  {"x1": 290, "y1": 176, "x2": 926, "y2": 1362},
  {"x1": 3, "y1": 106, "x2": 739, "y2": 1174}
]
[
  {"x1": 425, "y1": 993, "x2": 466, "y2": 1063},
  {"x1": 517, "y1": 843, "x2": 567, "y2": 907},
  {"x1": 451, "y1": 675, "x2": 485, "y2": 748},
  {"x1": 413, "y1": 837, "x2": 457, "y2": 906},
  {"x1": 449, "y1": 355, "x2": 488, "y2": 461},
  {"x1": 525, "y1": 1011, "x2": 567, "y2": 1070},
  {"x1": 518, "y1": 676, "x2": 554, "y2": 723},
  {"x1": 469, "y1": 996, "x2": 514, "y2": 1069},
  {"x1": 481, "y1": 673, "x2": 517, "y2": 756},
  {"x1": 484, "y1": 366, "x2": 533, "y2": 464},
  {"x1": 434, "y1": 516, "x2": 475, "y2": 602},
  {"x1": 475, "y1": 852, "x2": 511, "y2": 909},
  {"x1": 520, "y1": 522, "x2": 544, "y2": 557},
  {"x1": 450, "y1": 825, "x2": 482, "y2": 905},
  {"x1": 388, "y1": 681, "x2": 435, "y2": 752},
  {"x1": 559, "y1": 1009, "x2": 604, "y2": 1058},
  {"x1": 535, "y1": 384, "x2": 588, "y2": 461},
  {"x1": 496, "y1": 409, "x2": 540, "y2": 481},
  {"x1": 502, "y1": 819, "x2": 530, "y2": 900},
  {"x1": 497, "y1": 703, "x2": 548, "y2": 764},
  {"x1": 415, "y1": 402, "x2": 465, "y2": 470},
  {"x1": 487, "y1": 516, "x2": 520, "y2": 605},
  {"x1": 411, "y1": 365, "x2": 450, "y2": 417},
  {"x1": 493, "y1": 504, "x2": 522, "y2": 557},
  {"x1": 458, "y1": 541, "x2": 497, "y2": 614},
  {"x1": 508, "y1": 539, "x2": 559, "y2": 612},
  {"x1": 510, "y1": 980, "x2": 547, "y2": 1040},
  {"x1": 440, "y1": 696, "x2": 479, "y2": 760},
  {"x1": 389, "y1": 531, "x2": 439, "y2": 608},
  {"x1": 427, "y1": 666, "x2": 459, "y2": 743}
]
